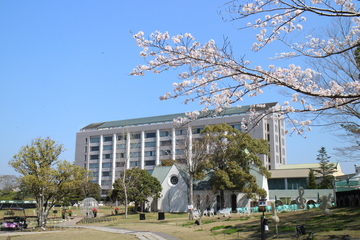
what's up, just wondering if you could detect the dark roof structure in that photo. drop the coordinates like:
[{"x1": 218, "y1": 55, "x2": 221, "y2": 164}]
[{"x1": 81, "y1": 102, "x2": 278, "y2": 131}]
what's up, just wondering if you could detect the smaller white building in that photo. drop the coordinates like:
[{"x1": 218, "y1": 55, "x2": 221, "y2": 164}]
[
  {"x1": 149, "y1": 165, "x2": 269, "y2": 212},
  {"x1": 149, "y1": 165, "x2": 188, "y2": 212}
]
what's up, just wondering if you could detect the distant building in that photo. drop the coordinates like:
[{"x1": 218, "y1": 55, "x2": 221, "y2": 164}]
[
  {"x1": 74, "y1": 102, "x2": 286, "y2": 198},
  {"x1": 268, "y1": 163, "x2": 344, "y2": 203}
]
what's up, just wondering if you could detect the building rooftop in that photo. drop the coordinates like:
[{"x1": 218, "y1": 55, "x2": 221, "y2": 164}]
[
  {"x1": 277, "y1": 163, "x2": 339, "y2": 170},
  {"x1": 151, "y1": 166, "x2": 173, "y2": 184},
  {"x1": 81, "y1": 102, "x2": 278, "y2": 131},
  {"x1": 271, "y1": 162, "x2": 344, "y2": 178}
]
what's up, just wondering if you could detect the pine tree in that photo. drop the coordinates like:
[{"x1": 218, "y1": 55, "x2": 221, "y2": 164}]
[
  {"x1": 307, "y1": 169, "x2": 317, "y2": 189},
  {"x1": 314, "y1": 147, "x2": 336, "y2": 189}
]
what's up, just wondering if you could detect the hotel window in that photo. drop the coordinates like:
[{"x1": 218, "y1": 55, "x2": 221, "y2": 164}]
[
  {"x1": 160, "y1": 131, "x2": 170, "y2": 137},
  {"x1": 145, "y1": 132, "x2": 156, "y2": 138},
  {"x1": 91, "y1": 146, "x2": 99, "y2": 151},
  {"x1": 84, "y1": 155, "x2": 87, "y2": 161},
  {"x1": 92, "y1": 171, "x2": 99, "y2": 176},
  {"x1": 103, "y1": 154, "x2": 112, "y2": 159},
  {"x1": 117, "y1": 153, "x2": 125, "y2": 159},
  {"x1": 145, "y1": 142, "x2": 156, "y2": 147},
  {"x1": 160, "y1": 150, "x2": 172, "y2": 156},
  {"x1": 116, "y1": 162, "x2": 125, "y2": 167},
  {"x1": 176, "y1": 149, "x2": 185, "y2": 154},
  {"x1": 104, "y1": 136, "x2": 113, "y2": 142},
  {"x1": 117, "y1": 134, "x2": 127, "y2": 140},
  {"x1": 90, "y1": 137, "x2": 100, "y2": 143},
  {"x1": 131, "y1": 133, "x2": 141, "y2": 139},
  {"x1": 102, "y1": 172, "x2": 111, "y2": 177},
  {"x1": 231, "y1": 124, "x2": 241, "y2": 131},
  {"x1": 102, "y1": 162, "x2": 112, "y2": 168},
  {"x1": 101, "y1": 180, "x2": 111, "y2": 186},
  {"x1": 131, "y1": 152, "x2": 141, "y2": 157},
  {"x1": 145, "y1": 151, "x2": 156, "y2": 157},
  {"x1": 89, "y1": 163, "x2": 99, "y2": 168},
  {"x1": 130, "y1": 143, "x2": 140, "y2": 148},
  {"x1": 130, "y1": 161, "x2": 139, "y2": 167},
  {"x1": 103, "y1": 145, "x2": 113, "y2": 151},
  {"x1": 145, "y1": 160, "x2": 156, "y2": 166},
  {"x1": 90, "y1": 155, "x2": 99, "y2": 160},
  {"x1": 117, "y1": 144, "x2": 126, "y2": 149},
  {"x1": 160, "y1": 140, "x2": 172, "y2": 146},
  {"x1": 176, "y1": 129, "x2": 186, "y2": 136},
  {"x1": 193, "y1": 128, "x2": 203, "y2": 134}
]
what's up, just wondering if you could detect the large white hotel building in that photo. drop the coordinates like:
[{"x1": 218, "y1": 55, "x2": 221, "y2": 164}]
[{"x1": 75, "y1": 102, "x2": 287, "y2": 196}]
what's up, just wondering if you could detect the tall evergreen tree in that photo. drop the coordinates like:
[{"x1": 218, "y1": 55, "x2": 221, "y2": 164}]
[
  {"x1": 314, "y1": 147, "x2": 336, "y2": 189},
  {"x1": 307, "y1": 169, "x2": 317, "y2": 189}
]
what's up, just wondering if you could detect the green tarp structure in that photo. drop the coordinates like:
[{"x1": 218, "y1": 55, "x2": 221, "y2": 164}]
[{"x1": 336, "y1": 174, "x2": 360, "y2": 192}]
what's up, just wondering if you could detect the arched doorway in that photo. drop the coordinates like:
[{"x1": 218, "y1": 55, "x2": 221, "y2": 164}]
[{"x1": 231, "y1": 194, "x2": 237, "y2": 212}]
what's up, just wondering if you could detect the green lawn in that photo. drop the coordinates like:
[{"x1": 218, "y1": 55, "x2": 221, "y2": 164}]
[{"x1": 1, "y1": 206, "x2": 360, "y2": 239}]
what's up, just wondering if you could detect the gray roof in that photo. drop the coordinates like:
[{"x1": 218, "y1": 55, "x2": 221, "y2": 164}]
[
  {"x1": 151, "y1": 166, "x2": 172, "y2": 183},
  {"x1": 193, "y1": 166, "x2": 265, "y2": 190},
  {"x1": 277, "y1": 163, "x2": 339, "y2": 170},
  {"x1": 81, "y1": 102, "x2": 278, "y2": 130},
  {"x1": 193, "y1": 172, "x2": 213, "y2": 191}
]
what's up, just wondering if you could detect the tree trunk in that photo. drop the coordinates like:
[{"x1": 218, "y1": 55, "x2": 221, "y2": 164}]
[
  {"x1": 220, "y1": 189, "x2": 225, "y2": 209},
  {"x1": 123, "y1": 173, "x2": 128, "y2": 218},
  {"x1": 37, "y1": 194, "x2": 45, "y2": 228},
  {"x1": 188, "y1": 174, "x2": 194, "y2": 220}
]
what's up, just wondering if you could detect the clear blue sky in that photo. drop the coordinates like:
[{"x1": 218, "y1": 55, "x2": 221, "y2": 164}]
[{"x1": 0, "y1": 0, "x2": 356, "y2": 176}]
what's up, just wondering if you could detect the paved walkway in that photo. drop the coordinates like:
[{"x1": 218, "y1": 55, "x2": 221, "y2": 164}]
[{"x1": 56, "y1": 216, "x2": 181, "y2": 240}]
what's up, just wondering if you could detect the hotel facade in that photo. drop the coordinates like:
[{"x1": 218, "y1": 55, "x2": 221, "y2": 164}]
[{"x1": 74, "y1": 102, "x2": 287, "y2": 197}]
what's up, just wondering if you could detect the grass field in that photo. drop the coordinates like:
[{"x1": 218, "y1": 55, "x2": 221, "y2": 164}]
[{"x1": 1, "y1": 206, "x2": 360, "y2": 239}]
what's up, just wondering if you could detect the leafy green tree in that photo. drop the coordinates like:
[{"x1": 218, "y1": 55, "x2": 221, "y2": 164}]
[
  {"x1": 0, "y1": 191, "x2": 20, "y2": 200},
  {"x1": 314, "y1": 147, "x2": 336, "y2": 189},
  {"x1": 9, "y1": 137, "x2": 90, "y2": 228},
  {"x1": 307, "y1": 169, "x2": 317, "y2": 189},
  {"x1": 68, "y1": 179, "x2": 101, "y2": 203},
  {"x1": 79, "y1": 180, "x2": 101, "y2": 201},
  {"x1": 159, "y1": 159, "x2": 176, "y2": 166},
  {"x1": 14, "y1": 181, "x2": 34, "y2": 200},
  {"x1": 111, "y1": 167, "x2": 162, "y2": 212},
  {"x1": 201, "y1": 124, "x2": 270, "y2": 208}
]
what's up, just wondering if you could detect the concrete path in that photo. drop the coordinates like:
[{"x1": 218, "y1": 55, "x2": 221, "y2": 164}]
[
  {"x1": 56, "y1": 216, "x2": 181, "y2": 240},
  {"x1": 78, "y1": 226, "x2": 181, "y2": 240}
]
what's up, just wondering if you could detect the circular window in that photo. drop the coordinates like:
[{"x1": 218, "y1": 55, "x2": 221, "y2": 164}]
[{"x1": 170, "y1": 176, "x2": 179, "y2": 185}]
